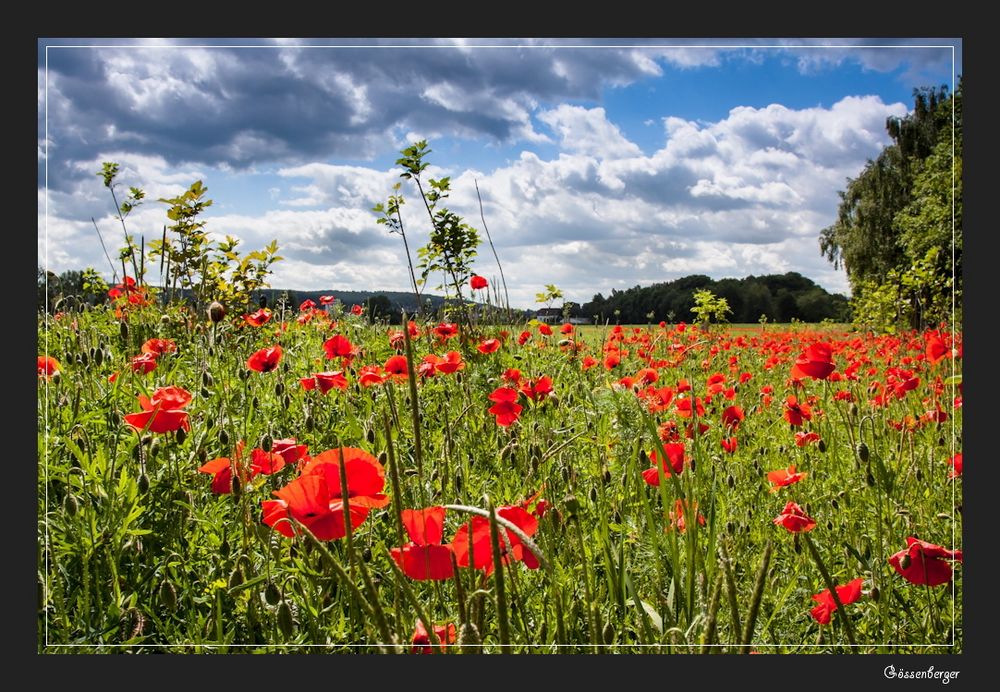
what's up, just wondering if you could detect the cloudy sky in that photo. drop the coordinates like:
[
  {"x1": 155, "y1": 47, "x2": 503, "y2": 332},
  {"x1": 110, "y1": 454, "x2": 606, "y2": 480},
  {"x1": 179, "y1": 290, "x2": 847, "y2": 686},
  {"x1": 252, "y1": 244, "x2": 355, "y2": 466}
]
[{"x1": 38, "y1": 38, "x2": 961, "y2": 308}]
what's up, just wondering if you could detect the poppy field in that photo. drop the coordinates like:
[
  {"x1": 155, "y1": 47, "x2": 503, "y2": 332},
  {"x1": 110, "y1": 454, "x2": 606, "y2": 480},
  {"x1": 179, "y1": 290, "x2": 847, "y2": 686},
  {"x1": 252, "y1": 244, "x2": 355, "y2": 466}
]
[{"x1": 37, "y1": 293, "x2": 963, "y2": 653}]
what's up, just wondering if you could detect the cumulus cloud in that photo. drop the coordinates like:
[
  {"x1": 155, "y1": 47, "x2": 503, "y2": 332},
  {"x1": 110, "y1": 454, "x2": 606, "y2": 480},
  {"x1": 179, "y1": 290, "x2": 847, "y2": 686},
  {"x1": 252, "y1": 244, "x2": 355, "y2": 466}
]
[{"x1": 40, "y1": 40, "x2": 954, "y2": 307}]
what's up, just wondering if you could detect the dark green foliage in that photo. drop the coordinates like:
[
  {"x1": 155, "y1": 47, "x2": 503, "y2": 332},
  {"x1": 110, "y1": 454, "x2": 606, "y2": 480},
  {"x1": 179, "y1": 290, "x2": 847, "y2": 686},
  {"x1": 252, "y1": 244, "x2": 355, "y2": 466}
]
[{"x1": 582, "y1": 272, "x2": 848, "y2": 324}]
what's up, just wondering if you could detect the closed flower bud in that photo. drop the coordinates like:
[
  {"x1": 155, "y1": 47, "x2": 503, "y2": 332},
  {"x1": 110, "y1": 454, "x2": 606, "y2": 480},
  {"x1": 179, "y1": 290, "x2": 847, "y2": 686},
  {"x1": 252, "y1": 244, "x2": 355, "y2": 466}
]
[
  {"x1": 866, "y1": 470, "x2": 875, "y2": 487},
  {"x1": 277, "y1": 601, "x2": 295, "y2": 638},
  {"x1": 159, "y1": 579, "x2": 177, "y2": 612},
  {"x1": 857, "y1": 442, "x2": 870, "y2": 463},
  {"x1": 817, "y1": 439, "x2": 827, "y2": 453},
  {"x1": 274, "y1": 381, "x2": 284, "y2": 397},
  {"x1": 120, "y1": 321, "x2": 129, "y2": 340},
  {"x1": 175, "y1": 427, "x2": 187, "y2": 445},
  {"x1": 869, "y1": 585, "x2": 880, "y2": 602},
  {"x1": 563, "y1": 494, "x2": 581, "y2": 517},
  {"x1": 848, "y1": 402, "x2": 858, "y2": 417},
  {"x1": 260, "y1": 434, "x2": 272, "y2": 453},
  {"x1": 219, "y1": 429, "x2": 230, "y2": 447},
  {"x1": 264, "y1": 582, "x2": 281, "y2": 606},
  {"x1": 602, "y1": 622, "x2": 615, "y2": 644},
  {"x1": 459, "y1": 622, "x2": 481, "y2": 651},
  {"x1": 94, "y1": 347, "x2": 104, "y2": 366},
  {"x1": 63, "y1": 493, "x2": 79, "y2": 517},
  {"x1": 366, "y1": 427, "x2": 376, "y2": 444},
  {"x1": 138, "y1": 473, "x2": 150, "y2": 494},
  {"x1": 203, "y1": 371, "x2": 214, "y2": 388},
  {"x1": 589, "y1": 486, "x2": 598, "y2": 503},
  {"x1": 208, "y1": 301, "x2": 226, "y2": 323},
  {"x1": 228, "y1": 568, "x2": 244, "y2": 590}
]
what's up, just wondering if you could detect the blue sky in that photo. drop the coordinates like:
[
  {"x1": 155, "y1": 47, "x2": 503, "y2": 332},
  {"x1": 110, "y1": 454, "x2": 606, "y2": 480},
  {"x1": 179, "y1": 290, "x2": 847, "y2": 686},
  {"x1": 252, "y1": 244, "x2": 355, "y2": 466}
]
[{"x1": 38, "y1": 38, "x2": 961, "y2": 308}]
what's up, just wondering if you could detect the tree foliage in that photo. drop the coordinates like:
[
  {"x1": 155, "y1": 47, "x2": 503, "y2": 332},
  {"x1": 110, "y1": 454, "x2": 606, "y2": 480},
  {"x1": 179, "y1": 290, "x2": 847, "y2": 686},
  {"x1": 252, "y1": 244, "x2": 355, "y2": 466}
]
[{"x1": 819, "y1": 80, "x2": 961, "y2": 331}]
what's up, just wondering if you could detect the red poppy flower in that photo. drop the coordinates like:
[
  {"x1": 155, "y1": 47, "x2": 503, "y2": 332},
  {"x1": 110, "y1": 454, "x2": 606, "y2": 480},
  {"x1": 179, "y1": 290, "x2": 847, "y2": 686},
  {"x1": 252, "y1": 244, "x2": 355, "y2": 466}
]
[
  {"x1": 519, "y1": 376, "x2": 553, "y2": 402},
  {"x1": 603, "y1": 352, "x2": 620, "y2": 370},
  {"x1": 262, "y1": 447, "x2": 389, "y2": 541},
  {"x1": 488, "y1": 387, "x2": 522, "y2": 427},
  {"x1": 502, "y1": 368, "x2": 522, "y2": 385},
  {"x1": 517, "y1": 330, "x2": 531, "y2": 345},
  {"x1": 390, "y1": 506, "x2": 454, "y2": 581},
  {"x1": 141, "y1": 338, "x2": 177, "y2": 356},
  {"x1": 131, "y1": 351, "x2": 158, "y2": 374},
  {"x1": 638, "y1": 385, "x2": 675, "y2": 413},
  {"x1": 721, "y1": 405, "x2": 745, "y2": 430},
  {"x1": 810, "y1": 578, "x2": 864, "y2": 625},
  {"x1": 477, "y1": 338, "x2": 501, "y2": 354},
  {"x1": 418, "y1": 354, "x2": 442, "y2": 379},
  {"x1": 948, "y1": 453, "x2": 962, "y2": 479},
  {"x1": 675, "y1": 396, "x2": 705, "y2": 419},
  {"x1": 299, "y1": 299, "x2": 316, "y2": 312},
  {"x1": 925, "y1": 331, "x2": 950, "y2": 365},
  {"x1": 384, "y1": 355, "x2": 410, "y2": 381},
  {"x1": 450, "y1": 505, "x2": 539, "y2": 573},
  {"x1": 538, "y1": 323, "x2": 553, "y2": 336},
  {"x1": 791, "y1": 342, "x2": 836, "y2": 380},
  {"x1": 433, "y1": 323, "x2": 459, "y2": 341},
  {"x1": 721, "y1": 437, "x2": 738, "y2": 454},
  {"x1": 272, "y1": 439, "x2": 309, "y2": 466},
  {"x1": 38, "y1": 356, "x2": 61, "y2": 378},
  {"x1": 520, "y1": 487, "x2": 548, "y2": 518},
  {"x1": 581, "y1": 356, "x2": 598, "y2": 370},
  {"x1": 245, "y1": 308, "x2": 272, "y2": 327},
  {"x1": 313, "y1": 371, "x2": 349, "y2": 394},
  {"x1": 247, "y1": 345, "x2": 282, "y2": 373},
  {"x1": 669, "y1": 498, "x2": 705, "y2": 534},
  {"x1": 773, "y1": 501, "x2": 816, "y2": 533},
  {"x1": 319, "y1": 295, "x2": 335, "y2": 305},
  {"x1": 323, "y1": 334, "x2": 356, "y2": 360},
  {"x1": 794, "y1": 431, "x2": 821, "y2": 447},
  {"x1": 470, "y1": 275, "x2": 488, "y2": 290},
  {"x1": 358, "y1": 365, "x2": 386, "y2": 387},
  {"x1": 351, "y1": 304, "x2": 364, "y2": 316},
  {"x1": 767, "y1": 465, "x2": 808, "y2": 492},
  {"x1": 560, "y1": 323, "x2": 574, "y2": 334},
  {"x1": 888, "y1": 537, "x2": 962, "y2": 586},
  {"x1": 123, "y1": 386, "x2": 193, "y2": 434},
  {"x1": 641, "y1": 443, "x2": 686, "y2": 486},
  {"x1": 411, "y1": 620, "x2": 457, "y2": 654},
  {"x1": 435, "y1": 351, "x2": 464, "y2": 375},
  {"x1": 783, "y1": 396, "x2": 812, "y2": 427}
]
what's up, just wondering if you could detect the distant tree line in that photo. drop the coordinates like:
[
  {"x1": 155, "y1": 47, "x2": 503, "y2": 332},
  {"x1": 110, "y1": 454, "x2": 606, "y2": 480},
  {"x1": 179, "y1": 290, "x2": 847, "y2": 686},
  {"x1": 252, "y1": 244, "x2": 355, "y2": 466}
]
[{"x1": 580, "y1": 272, "x2": 849, "y2": 325}]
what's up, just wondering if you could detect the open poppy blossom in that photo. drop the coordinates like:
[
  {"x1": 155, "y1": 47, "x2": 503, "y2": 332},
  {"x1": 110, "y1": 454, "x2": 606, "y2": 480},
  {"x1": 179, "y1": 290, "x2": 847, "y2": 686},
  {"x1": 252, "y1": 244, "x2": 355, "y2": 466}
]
[
  {"x1": 131, "y1": 351, "x2": 158, "y2": 374},
  {"x1": 435, "y1": 351, "x2": 464, "y2": 375},
  {"x1": 791, "y1": 342, "x2": 836, "y2": 380},
  {"x1": 123, "y1": 385, "x2": 193, "y2": 434},
  {"x1": 721, "y1": 405, "x2": 745, "y2": 430},
  {"x1": 141, "y1": 338, "x2": 177, "y2": 356},
  {"x1": 350, "y1": 304, "x2": 363, "y2": 316},
  {"x1": 319, "y1": 295, "x2": 335, "y2": 305},
  {"x1": 538, "y1": 323, "x2": 553, "y2": 336},
  {"x1": 924, "y1": 331, "x2": 950, "y2": 365},
  {"x1": 519, "y1": 376, "x2": 553, "y2": 402},
  {"x1": 810, "y1": 578, "x2": 864, "y2": 625},
  {"x1": 794, "y1": 431, "x2": 821, "y2": 447},
  {"x1": 948, "y1": 452, "x2": 962, "y2": 479},
  {"x1": 477, "y1": 338, "x2": 501, "y2": 354},
  {"x1": 639, "y1": 386, "x2": 674, "y2": 413},
  {"x1": 262, "y1": 447, "x2": 389, "y2": 541},
  {"x1": 767, "y1": 465, "x2": 808, "y2": 491},
  {"x1": 384, "y1": 355, "x2": 410, "y2": 381},
  {"x1": 641, "y1": 443, "x2": 687, "y2": 485},
  {"x1": 323, "y1": 334, "x2": 356, "y2": 360},
  {"x1": 247, "y1": 345, "x2": 282, "y2": 373},
  {"x1": 470, "y1": 275, "x2": 488, "y2": 290},
  {"x1": 358, "y1": 365, "x2": 386, "y2": 387},
  {"x1": 38, "y1": 356, "x2": 61, "y2": 379},
  {"x1": 784, "y1": 395, "x2": 812, "y2": 427},
  {"x1": 411, "y1": 620, "x2": 457, "y2": 654},
  {"x1": 200, "y1": 444, "x2": 285, "y2": 494},
  {"x1": 773, "y1": 501, "x2": 816, "y2": 533},
  {"x1": 450, "y1": 505, "x2": 539, "y2": 574},
  {"x1": 433, "y1": 323, "x2": 459, "y2": 341},
  {"x1": 272, "y1": 439, "x2": 309, "y2": 466},
  {"x1": 721, "y1": 437, "x2": 738, "y2": 454},
  {"x1": 299, "y1": 299, "x2": 316, "y2": 312},
  {"x1": 244, "y1": 308, "x2": 272, "y2": 327},
  {"x1": 517, "y1": 330, "x2": 532, "y2": 346},
  {"x1": 313, "y1": 371, "x2": 349, "y2": 394},
  {"x1": 390, "y1": 506, "x2": 454, "y2": 581},
  {"x1": 889, "y1": 537, "x2": 962, "y2": 586},
  {"x1": 488, "y1": 386, "x2": 522, "y2": 427}
]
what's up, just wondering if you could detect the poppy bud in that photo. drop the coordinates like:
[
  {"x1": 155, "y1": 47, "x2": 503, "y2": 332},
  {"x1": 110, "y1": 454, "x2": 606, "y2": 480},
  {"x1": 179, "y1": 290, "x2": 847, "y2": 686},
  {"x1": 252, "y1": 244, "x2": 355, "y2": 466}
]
[
  {"x1": 51, "y1": 371, "x2": 61, "y2": 385},
  {"x1": 727, "y1": 474, "x2": 735, "y2": 489},
  {"x1": 176, "y1": 427, "x2": 187, "y2": 445},
  {"x1": 915, "y1": 468, "x2": 923, "y2": 482},
  {"x1": 848, "y1": 402, "x2": 858, "y2": 417},
  {"x1": 228, "y1": 568, "x2": 244, "y2": 590},
  {"x1": 277, "y1": 601, "x2": 295, "y2": 638},
  {"x1": 200, "y1": 386, "x2": 211, "y2": 398},
  {"x1": 866, "y1": 470, "x2": 875, "y2": 487},
  {"x1": 79, "y1": 351, "x2": 89, "y2": 367},
  {"x1": 159, "y1": 579, "x2": 177, "y2": 612},
  {"x1": 817, "y1": 439, "x2": 827, "y2": 453},
  {"x1": 252, "y1": 396, "x2": 259, "y2": 409},
  {"x1": 459, "y1": 622, "x2": 481, "y2": 652},
  {"x1": 563, "y1": 494, "x2": 581, "y2": 517},
  {"x1": 603, "y1": 468, "x2": 612, "y2": 484},
  {"x1": 305, "y1": 414, "x2": 314, "y2": 432},
  {"x1": 63, "y1": 493, "x2": 79, "y2": 517},
  {"x1": 120, "y1": 321, "x2": 129, "y2": 340},
  {"x1": 831, "y1": 497, "x2": 839, "y2": 510},
  {"x1": 869, "y1": 585, "x2": 880, "y2": 602},
  {"x1": 793, "y1": 534, "x2": 801, "y2": 554},
  {"x1": 454, "y1": 471, "x2": 463, "y2": 493},
  {"x1": 857, "y1": 442, "x2": 870, "y2": 463},
  {"x1": 94, "y1": 347, "x2": 104, "y2": 366},
  {"x1": 121, "y1": 608, "x2": 146, "y2": 640},
  {"x1": 208, "y1": 301, "x2": 226, "y2": 323},
  {"x1": 366, "y1": 428, "x2": 376, "y2": 444},
  {"x1": 219, "y1": 429, "x2": 230, "y2": 447},
  {"x1": 220, "y1": 537, "x2": 230, "y2": 557},
  {"x1": 261, "y1": 434, "x2": 272, "y2": 453},
  {"x1": 589, "y1": 486, "x2": 598, "y2": 503},
  {"x1": 138, "y1": 473, "x2": 150, "y2": 494},
  {"x1": 561, "y1": 465, "x2": 570, "y2": 482},
  {"x1": 264, "y1": 583, "x2": 281, "y2": 606},
  {"x1": 203, "y1": 371, "x2": 214, "y2": 388},
  {"x1": 232, "y1": 475, "x2": 242, "y2": 498},
  {"x1": 603, "y1": 622, "x2": 615, "y2": 644},
  {"x1": 160, "y1": 314, "x2": 171, "y2": 325},
  {"x1": 726, "y1": 521, "x2": 735, "y2": 535},
  {"x1": 239, "y1": 368, "x2": 249, "y2": 381},
  {"x1": 150, "y1": 438, "x2": 160, "y2": 456},
  {"x1": 362, "y1": 547, "x2": 373, "y2": 562},
  {"x1": 208, "y1": 346, "x2": 215, "y2": 358}
]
